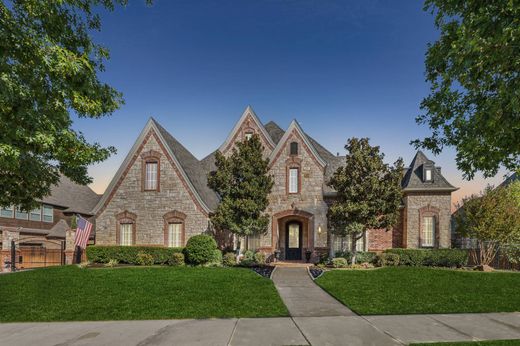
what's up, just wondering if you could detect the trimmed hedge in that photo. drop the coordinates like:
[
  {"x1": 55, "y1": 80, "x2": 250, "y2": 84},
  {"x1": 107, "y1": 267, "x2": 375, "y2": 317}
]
[
  {"x1": 384, "y1": 248, "x2": 468, "y2": 268},
  {"x1": 86, "y1": 246, "x2": 183, "y2": 265},
  {"x1": 377, "y1": 253, "x2": 400, "y2": 266},
  {"x1": 335, "y1": 251, "x2": 378, "y2": 265}
]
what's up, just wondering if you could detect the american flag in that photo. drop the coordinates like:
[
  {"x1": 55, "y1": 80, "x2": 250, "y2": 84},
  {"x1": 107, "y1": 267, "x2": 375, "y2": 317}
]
[{"x1": 74, "y1": 216, "x2": 93, "y2": 249}]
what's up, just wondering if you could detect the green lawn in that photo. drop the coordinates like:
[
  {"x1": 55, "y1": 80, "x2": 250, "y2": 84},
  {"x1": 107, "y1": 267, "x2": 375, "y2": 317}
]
[
  {"x1": 411, "y1": 341, "x2": 520, "y2": 346},
  {"x1": 316, "y1": 267, "x2": 520, "y2": 315},
  {"x1": 0, "y1": 265, "x2": 288, "y2": 322}
]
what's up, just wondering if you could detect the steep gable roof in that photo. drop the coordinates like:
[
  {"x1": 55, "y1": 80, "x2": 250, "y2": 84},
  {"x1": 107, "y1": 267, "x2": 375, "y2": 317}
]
[
  {"x1": 498, "y1": 172, "x2": 518, "y2": 188},
  {"x1": 93, "y1": 118, "x2": 219, "y2": 215},
  {"x1": 219, "y1": 106, "x2": 275, "y2": 153},
  {"x1": 153, "y1": 120, "x2": 219, "y2": 210},
  {"x1": 41, "y1": 176, "x2": 101, "y2": 215},
  {"x1": 401, "y1": 151, "x2": 457, "y2": 191},
  {"x1": 267, "y1": 120, "x2": 327, "y2": 168}
]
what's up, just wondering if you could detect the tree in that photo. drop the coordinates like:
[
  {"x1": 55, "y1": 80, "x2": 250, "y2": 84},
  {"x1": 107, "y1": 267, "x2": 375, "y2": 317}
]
[
  {"x1": 327, "y1": 138, "x2": 403, "y2": 263},
  {"x1": 207, "y1": 135, "x2": 274, "y2": 250},
  {"x1": 454, "y1": 181, "x2": 520, "y2": 266},
  {"x1": 413, "y1": 0, "x2": 520, "y2": 180},
  {"x1": 0, "y1": 0, "x2": 150, "y2": 211}
]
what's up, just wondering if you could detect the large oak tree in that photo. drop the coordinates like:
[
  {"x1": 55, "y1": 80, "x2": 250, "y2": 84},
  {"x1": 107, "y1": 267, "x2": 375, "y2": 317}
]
[
  {"x1": 414, "y1": 0, "x2": 520, "y2": 179},
  {"x1": 0, "y1": 0, "x2": 149, "y2": 211}
]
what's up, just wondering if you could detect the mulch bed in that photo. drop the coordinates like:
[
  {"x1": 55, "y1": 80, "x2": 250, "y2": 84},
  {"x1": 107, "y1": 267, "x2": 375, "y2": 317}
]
[
  {"x1": 309, "y1": 266, "x2": 324, "y2": 279},
  {"x1": 250, "y1": 265, "x2": 275, "y2": 278}
]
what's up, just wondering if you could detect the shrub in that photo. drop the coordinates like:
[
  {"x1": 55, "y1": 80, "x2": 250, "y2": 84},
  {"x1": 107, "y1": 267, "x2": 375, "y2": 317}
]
[
  {"x1": 332, "y1": 257, "x2": 348, "y2": 268},
  {"x1": 243, "y1": 250, "x2": 255, "y2": 261},
  {"x1": 377, "y1": 253, "x2": 400, "y2": 267},
  {"x1": 223, "y1": 252, "x2": 237, "y2": 267},
  {"x1": 319, "y1": 252, "x2": 330, "y2": 265},
  {"x1": 184, "y1": 234, "x2": 218, "y2": 265},
  {"x1": 77, "y1": 261, "x2": 91, "y2": 269},
  {"x1": 384, "y1": 249, "x2": 468, "y2": 268},
  {"x1": 254, "y1": 252, "x2": 266, "y2": 265},
  {"x1": 86, "y1": 246, "x2": 183, "y2": 265},
  {"x1": 335, "y1": 251, "x2": 377, "y2": 265},
  {"x1": 136, "y1": 252, "x2": 154, "y2": 266},
  {"x1": 206, "y1": 249, "x2": 223, "y2": 267},
  {"x1": 168, "y1": 252, "x2": 185, "y2": 266},
  {"x1": 104, "y1": 259, "x2": 118, "y2": 268}
]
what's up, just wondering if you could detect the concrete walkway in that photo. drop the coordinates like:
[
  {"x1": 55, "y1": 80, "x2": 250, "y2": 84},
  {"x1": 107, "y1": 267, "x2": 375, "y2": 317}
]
[{"x1": 272, "y1": 266, "x2": 355, "y2": 317}]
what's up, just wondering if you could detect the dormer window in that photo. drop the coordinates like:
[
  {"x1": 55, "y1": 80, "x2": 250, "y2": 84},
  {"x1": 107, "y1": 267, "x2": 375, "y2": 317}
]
[
  {"x1": 425, "y1": 168, "x2": 432, "y2": 182},
  {"x1": 290, "y1": 142, "x2": 298, "y2": 156},
  {"x1": 245, "y1": 131, "x2": 253, "y2": 140}
]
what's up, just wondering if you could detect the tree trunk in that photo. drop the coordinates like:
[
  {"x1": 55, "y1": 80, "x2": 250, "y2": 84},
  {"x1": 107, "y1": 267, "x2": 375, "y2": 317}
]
[{"x1": 351, "y1": 233, "x2": 357, "y2": 265}]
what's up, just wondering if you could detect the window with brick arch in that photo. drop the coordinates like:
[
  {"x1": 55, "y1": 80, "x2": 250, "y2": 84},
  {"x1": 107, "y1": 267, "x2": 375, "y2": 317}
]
[
  {"x1": 168, "y1": 223, "x2": 183, "y2": 247},
  {"x1": 145, "y1": 161, "x2": 158, "y2": 190},
  {"x1": 120, "y1": 223, "x2": 133, "y2": 246},
  {"x1": 290, "y1": 142, "x2": 298, "y2": 155}
]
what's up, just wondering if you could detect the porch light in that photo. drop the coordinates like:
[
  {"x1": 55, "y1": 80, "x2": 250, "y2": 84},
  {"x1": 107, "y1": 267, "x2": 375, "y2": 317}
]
[{"x1": 318, "y1": 225, "x2": 322, "y2": 234}]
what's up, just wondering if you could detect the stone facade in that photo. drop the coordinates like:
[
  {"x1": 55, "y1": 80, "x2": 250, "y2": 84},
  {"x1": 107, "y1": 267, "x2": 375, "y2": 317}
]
[
  {"x1": 93, "y1": 107, "x2": 457, "y2": 258},
  {"x1": 95, "y1": 132, "x2": 210, "y2": 246},
  {"x1": 403, "y1": 192, "x2": 452, "y2": 248}
]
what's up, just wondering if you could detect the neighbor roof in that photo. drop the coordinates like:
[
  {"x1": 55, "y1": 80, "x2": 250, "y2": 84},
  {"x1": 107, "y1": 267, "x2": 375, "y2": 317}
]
[
  {"x1": 401, "y1": 151, "x2": 457, "y2": 192},
  {"x1": 41, "y1": 176, "x2": 101, "y2": 215},
  {"x1": 498, "y1": 172, "x2": 518, "y2": 188}
]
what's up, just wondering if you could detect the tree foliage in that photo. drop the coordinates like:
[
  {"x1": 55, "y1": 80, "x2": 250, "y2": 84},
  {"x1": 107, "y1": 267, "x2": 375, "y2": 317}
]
[
  {"x1": 208, "y1": 135, "x2": 274, "y2": 241},
  {"x1": 327, "y1": 138, "x2": 404, "y2": 261},
  {"x1": 0, "y1": 0, "x2": 147, "y2": 210},
  {"x1": 414, "y1": 0, "x2": 520, "y2": 179},
  {"x1": 454, "y1": 181, "x2": 520, "y2": 265}
]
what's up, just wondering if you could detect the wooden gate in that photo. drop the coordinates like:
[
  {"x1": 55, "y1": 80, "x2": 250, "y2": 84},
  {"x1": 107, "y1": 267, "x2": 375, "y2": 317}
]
[{"x1": 11, "y1": 239, "x2": 65, "y2": 270}]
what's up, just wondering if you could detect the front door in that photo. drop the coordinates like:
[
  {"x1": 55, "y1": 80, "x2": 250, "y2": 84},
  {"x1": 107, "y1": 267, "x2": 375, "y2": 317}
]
[{"x1": 285, "y1": 221, "x2": 302, "y2": 260}]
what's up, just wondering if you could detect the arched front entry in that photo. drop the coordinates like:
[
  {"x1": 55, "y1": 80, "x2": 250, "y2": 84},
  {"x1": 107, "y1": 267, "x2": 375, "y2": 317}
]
[{"x1": 272, "y1": 209, "x2": 314, "y2": 261}]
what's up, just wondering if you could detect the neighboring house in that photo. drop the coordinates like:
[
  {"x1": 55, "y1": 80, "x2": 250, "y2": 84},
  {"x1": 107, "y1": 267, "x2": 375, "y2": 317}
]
[
  {"x1": 0, "y1": 176, "x2": 100, "y2": 250},
  {"x1": 94, "y1": 106, "x2": 458, "y2": 261}
]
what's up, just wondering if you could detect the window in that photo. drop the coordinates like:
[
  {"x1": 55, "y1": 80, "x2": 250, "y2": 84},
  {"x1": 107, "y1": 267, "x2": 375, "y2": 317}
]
[
  {"x1": 425, "y1": 169, "x2": 432, "y2": 181},
  {"x1": 145, "y1": 161, "x2": 158, "y2": 190},
  {"x1": 247, "y1": 234, "x2": 261, "y2": 251},
  {"x1": 245, "y1": 131, "x2": 253, "y2": 140},
  {"x1": 333, "y1": 235, "x2": 365, "y2": 253},
  {"x1": 289, "y1": 168, "x2": 299, "y2": 193},
  {"x1": 0, "y1": 206, "x2": 13, "y2": 218},
  {"x1": 290, "y1": 142, "x2": 298, "y2": 155},
  {"x1": 421, "y1": 216, "x2": 435, "y2": 247},
  {"x1": 43, "y1": 205, "x2": 53, "y2": 223},
  {"x1": 120, "y1": 223, "x2": 133, "y2": 246},
  {"x1": 15, "y1": 207, "x2": 28, "y2": 220},
  {"x1": 168, "y1": 223, "x2": 182, "y2": 247},
  {"x1": 30, "y1": 207, "x2": 42, "y2": 221}
]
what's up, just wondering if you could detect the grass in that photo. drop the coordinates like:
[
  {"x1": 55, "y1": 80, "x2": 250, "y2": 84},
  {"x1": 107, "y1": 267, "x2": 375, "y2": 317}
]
[
  {"x1": 410, "y1": 341, "x2": 520, "y2": 346},
  {"x1": 315, "y1": 267, "x2": 520, "y2": 315},
  {"x1": 0, "y1": 265, "x2": 288, "y2": 322}
]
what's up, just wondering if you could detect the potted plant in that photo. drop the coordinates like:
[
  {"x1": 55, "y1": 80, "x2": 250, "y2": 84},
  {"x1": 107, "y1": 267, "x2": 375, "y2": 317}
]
[
  {"x1": 274, "y1": 249, "x2": 281, "y2": 261},
  {"x1": 305, "y1": 249, "x2": 313, "y2": 263}
]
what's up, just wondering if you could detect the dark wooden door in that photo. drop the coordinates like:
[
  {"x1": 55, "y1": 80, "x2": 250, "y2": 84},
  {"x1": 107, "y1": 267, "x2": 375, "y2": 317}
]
[{"x1": 285, "y1": 221, "x2": 302, "y2": 260}]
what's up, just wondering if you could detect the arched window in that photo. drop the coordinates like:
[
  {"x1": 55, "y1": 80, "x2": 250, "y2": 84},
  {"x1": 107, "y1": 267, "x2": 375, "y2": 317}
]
[
  {"x1": 163, "y1": 210, "x2": 187, "y2": 247},
  {"x1": 116, "y1": 211, "x2": 137, "y2": 246},
  {"x1": 141, "y1": 150, "x2": 161, "y2": 191}
]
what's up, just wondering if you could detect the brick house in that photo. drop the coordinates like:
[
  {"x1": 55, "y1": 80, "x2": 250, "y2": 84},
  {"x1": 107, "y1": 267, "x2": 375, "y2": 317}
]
[
  {"x1": 1, "y1": 176, "x2": 100, "y2": 269},
  {"x1": 93, "y1": 106, "x2": 458, "y2": 260}
]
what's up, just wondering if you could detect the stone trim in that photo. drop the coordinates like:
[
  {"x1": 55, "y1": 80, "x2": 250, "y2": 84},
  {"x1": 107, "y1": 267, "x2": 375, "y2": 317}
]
[
  {"x1": 96, "y1": 129, "x2": 209, "y2": 218},
  {"x1": 116, "y1": 210, "x2": 137, "y2": 245},
  {"x1": 163, "y1": 210, "x2": 186, "y2": 247},
  {"x1": 418, "y1": 205, "x2": 440, "y2": 248},
  {"x1": 141, "y1": 149, "x2": 161, "y2": 192},
  {"x1": 269, "y1": 129, "x2": 325, "y2": 172}
]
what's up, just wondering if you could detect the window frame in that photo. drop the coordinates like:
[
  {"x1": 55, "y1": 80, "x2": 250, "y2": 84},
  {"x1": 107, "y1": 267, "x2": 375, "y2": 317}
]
[
  {"x1": 167, "y1": 222, "x2": 183, "y2": 248},
  {"x1": 421, "y1": 216, "x2": 435, "y2": 247},
  {"x1": 42, "y1": 204, "x2": 53, "y2": 223},
  {"x1": 288, "y1": 167, "x2": 300, "y2": 194},
  {"x1": 30, "y1": 206, "x2": 42, "y2": 221},
  {"x1": 144, "y1": 161, "x2": 159, "y2": 191},
  {"x1": 163, "y1": 210, "x2": 186, "y2": 247},
  {"x1": 141, "y1": 150, "x2": 161, "y2": 192},
  {"x1": 0, "y1": 205, "x2": 14, "y2": 218},
  {"x1": 116, "y1": 210, "x2": 137, "y2": 246},
  {"x1": 15, "y1": 207, "x2": 29, "y2": 220},
  {"x1": 119, "y1": 223, "x2": 133, "y2": 246},
  {"x1": 290, "y1": 141, "x2": 299, "y2": 156},
  {"x1": 244, "y1": 131, "x2": 254, "y2": 141}
]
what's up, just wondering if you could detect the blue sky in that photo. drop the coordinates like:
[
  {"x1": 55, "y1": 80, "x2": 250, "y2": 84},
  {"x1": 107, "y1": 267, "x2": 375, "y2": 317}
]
[{"x1": 76, "y1": 0, "x2": 508, "y2": 205}]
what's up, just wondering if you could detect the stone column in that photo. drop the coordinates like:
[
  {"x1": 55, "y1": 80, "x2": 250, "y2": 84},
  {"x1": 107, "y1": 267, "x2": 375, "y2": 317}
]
[
  {"x1": 1, "y1": 229, "x2": 20, "y2": 272},
  {"x1": 64, "y1": 229, "x2": 76, "y2": 265}
]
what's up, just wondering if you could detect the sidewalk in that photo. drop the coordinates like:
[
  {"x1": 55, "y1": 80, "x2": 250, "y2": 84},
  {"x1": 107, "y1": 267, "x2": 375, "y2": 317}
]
[
  {"x1": 1, "y1": 313, "x2": 520, "y2": 346},
  {"x1": 1, "y1": 267, "x2": 520, "y2": 345}
]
